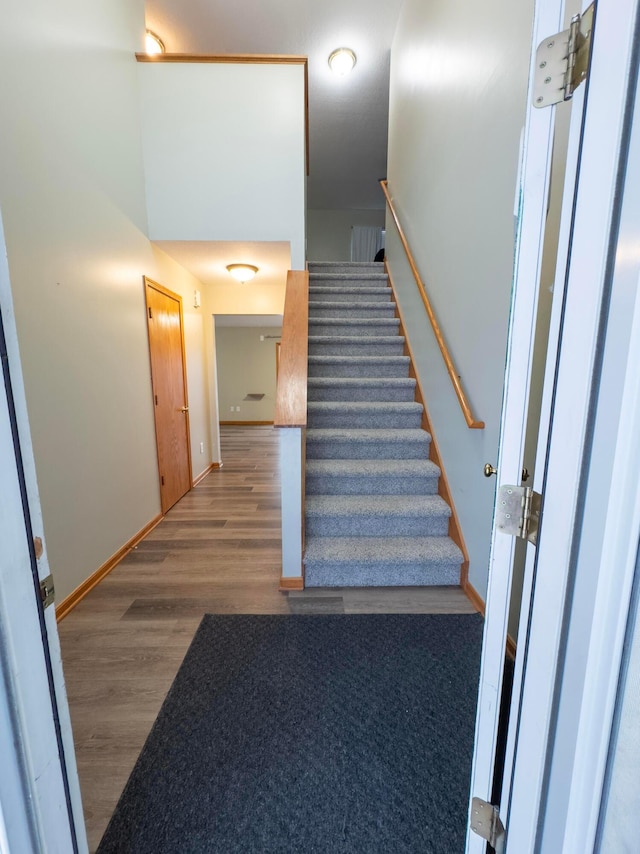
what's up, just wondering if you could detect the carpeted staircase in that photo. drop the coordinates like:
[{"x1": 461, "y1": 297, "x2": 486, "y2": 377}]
[{"x1": 304, "y1": 261, "x2": 463, "y2": 587}]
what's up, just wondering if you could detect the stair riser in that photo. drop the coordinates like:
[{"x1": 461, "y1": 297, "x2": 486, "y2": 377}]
[
  {"x1": 307, "y1": 360, "x2": 410, "y2": 379},
  {"x1": 308, "y1": 289, "x2": 392, "y2": 303},
  {"x1": 306, "y1": 440, "x2": 430, "y2": 460},
  {"x1": 304, "y1": 563, "x2": 461, "y2": 588},
  {"x1": 307, "y1": 385, "x2": 416, "y2": 403},
  {"x1": 310, "y1": 279, "x2": 390, "y2": 290},
  {"x1": 308, "y1": 321, "x2": 400, "y2": 337},
  {"x1": 306, "y1": 514, "x2": 449, "y2": 538},
  {"x1": 308, "y1": 341, "x2": 405, "y2": 357},
  {"x1": 307, "y1": 410, "x2": 423, "y2": 429},
  {"x1": 309, "y1": 264, "x2": 384, "y2": 276},
  {"x1": 309, "y1": 304, "x2": 396, "y2": 319},
  {"x1": 305, "y1": 473, "x2": 439, "y2": 495}
]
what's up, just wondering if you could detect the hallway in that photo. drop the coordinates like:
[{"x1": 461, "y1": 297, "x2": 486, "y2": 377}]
[{"x1": 58, "y1": 425, "x2": 476, "y2": 851}]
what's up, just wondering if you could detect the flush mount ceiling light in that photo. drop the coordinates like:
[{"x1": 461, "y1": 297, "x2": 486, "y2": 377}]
[
  {"x1": 226, "y1": 264, "x2": 259, "y2": 283},
  {"x1": 328, "y1": 47, "x2": 357, "y2": 76},
  {"x1": 145, "y1": 29, "x2": 166, "y2": 55}
]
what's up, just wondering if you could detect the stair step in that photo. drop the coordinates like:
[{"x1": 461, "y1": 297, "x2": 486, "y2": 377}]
[
  {"x1": 308, "y1": 318, "x2": 400, "y2": 337},
  {"x1": 306, "y1": 428, "x2": 432, "y2": 460},
  {"x1": 308, "y1": 301, "x2": 396, "y2": 318},
  {"x1": 306, "y1": 459, "x2": 440, "y2": 495},
  {"x1": 307, "y1": 377, "x2": 416, "y2": 403},
  {"x1": 308, "y1": 286, "x2": 392, "y2": 303},
  {"x1": 308, "y1": 263, "x2": 385, "y2": 278},
  {"x1": 307, "y1": 401, "x2": 423, "y2": 429},
  {"x1": 308, "y1": 336, "x2": 405, "y2": 357},
  {"x1": 303, "y1": 536, "x2": 462, "y2": 587},
  {"x1": 307, "y1": 356, "x2": 411, "y2": 379},
  {"x1": 305, "y1": 495, "x2": 451, "y2": 537}
]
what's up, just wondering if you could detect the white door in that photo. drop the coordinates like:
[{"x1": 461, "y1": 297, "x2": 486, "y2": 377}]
[
  {"x1": 467, "y1": 0, "x2": 640, "y2": 850},
  {"x1": 0, "y1": 212, "x2": 87, "y2": 852}
]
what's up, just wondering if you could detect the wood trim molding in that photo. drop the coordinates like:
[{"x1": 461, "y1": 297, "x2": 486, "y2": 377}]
[
  {"x1": 136, "y1": 53, "x2": 307, "y2": 64},
  {"x1": 219, "y1": 421, "x2": 274, "y2": 426},
  {"x1": 274, "y1": 271, "x2": 309, "y2": 428},
  {"x1": 55, "y1": 514, "x2": 163, "y2": 622},
  {"x1": 136, "y1": 53, "x2": 310, "y2": 177},
  {"x1": 462, "y1": 578, "x2": 485, "y2": 615},
  {"x1": 192, "y1": 462, "x2": 222, "y2": 487},
  {"x1": 280, "y1": 576, "x2": 305, "y2": 591},
  {"x1": 381, "y1": 180, "x2": 484, "y2": 429},
  {"x1": 386, "y1": 264, "x2": 471, "y2": 589}
]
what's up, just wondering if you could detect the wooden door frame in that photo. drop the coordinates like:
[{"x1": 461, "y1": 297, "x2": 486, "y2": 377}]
[{"x1": 143, "y1": 277, "x2": 192, "y2": 512}]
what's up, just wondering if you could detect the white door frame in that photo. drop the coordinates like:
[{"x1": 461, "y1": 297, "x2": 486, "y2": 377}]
[
  {"x1": 468, "y1": 0, "x2": 640, "y2": 850},
  {"x1": 522, "y1": 3, "x2": 640, "y2": 847},
  {"x1": 0, "y1": 211, "x2": 87, "y2": 852},
  {"x1": 466, "y1": 0, "x2": 566, "y2": 848}
]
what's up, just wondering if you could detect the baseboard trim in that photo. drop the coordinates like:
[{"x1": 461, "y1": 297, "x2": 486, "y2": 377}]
[
  {"x1": 220, "y1": 421, "x2": 274, "y2": 426},
  {"x1": 280, "y1": 576, "x2": 304, "y2": 591},
  {"x1": 192, "y1": 462, "x2": 222, "y2": 487},
  {"x1": 462, "y1": 579, "x2": 485, "y2": 615},
  {"x1": 462, "y1": 579, "x2": 517, "y2": 658},
  {"x1": 55, "y1": 513, "x2": 163, "y2": 622}
]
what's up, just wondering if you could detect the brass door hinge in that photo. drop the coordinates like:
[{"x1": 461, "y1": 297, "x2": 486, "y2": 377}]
[{"x1": 533, "y1": 3, "x2": 594, "y2": 108}]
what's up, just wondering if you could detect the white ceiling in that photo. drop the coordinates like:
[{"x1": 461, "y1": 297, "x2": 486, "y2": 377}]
[
  {"x1": 155, "y1": 240, "x2": 291, "y2": 289},
  {"x1": 144, "y1": 0, "x2": 404, "y2": 211}
]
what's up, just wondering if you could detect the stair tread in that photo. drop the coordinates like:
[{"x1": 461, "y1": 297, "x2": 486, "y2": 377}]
[
  {"x1": 306, "y1": 459, "x2": 440, "y2": 477},
  {"x1": 306, "y1": 494, "x2": 451, "y2": 517},
  {"x1": 307, "y1": 377, "x2": 415, "y2": 387},
  {"x1": 306, "y1": 427, "x2": 431, "y2": 442},
  {"x1": 308, "y1": 401, "x2": 422, "y2": 412},
  {"x1": 304, "y1": 536, "x2": 462, "y2": 562},
  {"x1": 308, "y1": 335, "x2": 403, "y2": 344},
  {"x1": 309, "y1": 300, "x2": 395, "y2": 309},
  {"x1": 309, "y1": 286, "x2": 390, "y2": 294},
  {"x1": 308, "y1": 355, "x2": 409, "y2": 364},
  {"x1": 309, "y1": 318, "x2": 399, "y2": 325}
]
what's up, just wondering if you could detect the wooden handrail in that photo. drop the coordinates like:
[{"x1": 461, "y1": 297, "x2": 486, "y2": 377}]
[
  {"x1": 136, "y1": 53, "x2": 310, "y2": 177},
  {"x1": 274, "y1": 270, "x2": 309, "y2": 428},
  {"x1": 380, "y1": 180, "x2": 484, "y2": 429}
]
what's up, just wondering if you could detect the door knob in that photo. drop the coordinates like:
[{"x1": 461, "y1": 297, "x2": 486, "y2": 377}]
[{"x1": 484, "y1": 463, "x2": 497, "y2": 478}]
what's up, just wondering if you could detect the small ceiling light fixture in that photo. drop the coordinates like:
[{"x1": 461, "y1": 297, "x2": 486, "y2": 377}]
[
  {"x1": 226, "y1": 264, "x2": 259, "y2": 283},
  {"x1": 328, "y1": 47, "x2": 357, "y2": 76},
  {"x1": 145, "y1": 29, "x2": 166, "y2": 56}
]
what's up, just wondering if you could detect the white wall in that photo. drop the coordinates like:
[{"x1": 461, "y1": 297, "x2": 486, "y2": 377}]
[
  {"x1": 386, "y1": 0, "x2": 534, "y2": 596},
  {"x1": 307, "y1": 209, "x2": 386, "y2": 262},
  {"x1": 0, "y1": 0, "x2": 212, "y2": 603},
  {"x1": 215, "y1": 326, "x2": 282, "y2": 422},
  {"x1": 138, "y1": 62, "x2": 307, "y2": 270}
]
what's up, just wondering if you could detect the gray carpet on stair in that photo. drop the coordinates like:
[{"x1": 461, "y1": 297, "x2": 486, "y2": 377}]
[
  {"x1": 308, "y1": 355, "x2": 411, "y2": 378},
  {"x1": 304, "y1": 262, "x2": 462, "y2": 588}
]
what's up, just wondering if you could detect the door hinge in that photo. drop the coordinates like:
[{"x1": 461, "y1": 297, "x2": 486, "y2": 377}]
[
  {"x1": 496, "y1": 484, "x2": 542, "y2": 546},
  {"x1": 39, "y1": 575, "x2": 55, "y2": 609},
  {"x1": 470, "y1": 798, "x2": 506, "y2": 852},
  {"x1": 533, "y1": 2, "x2": 594, "y2": 108}
]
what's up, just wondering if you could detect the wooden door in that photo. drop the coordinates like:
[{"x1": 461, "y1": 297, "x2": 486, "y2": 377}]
[{"x1": 144, "y1": 278, "x2": 192, "y2": 513}]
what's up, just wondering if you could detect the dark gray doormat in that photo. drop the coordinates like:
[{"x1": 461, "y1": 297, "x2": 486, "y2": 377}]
[{"x1": 97, "y1": 613, "x2": 483, "y2": 853}]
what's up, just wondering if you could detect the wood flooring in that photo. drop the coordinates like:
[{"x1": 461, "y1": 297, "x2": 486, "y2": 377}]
[{"x1": 58, "y1": 425, "x2": 477, "y2": 852}]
